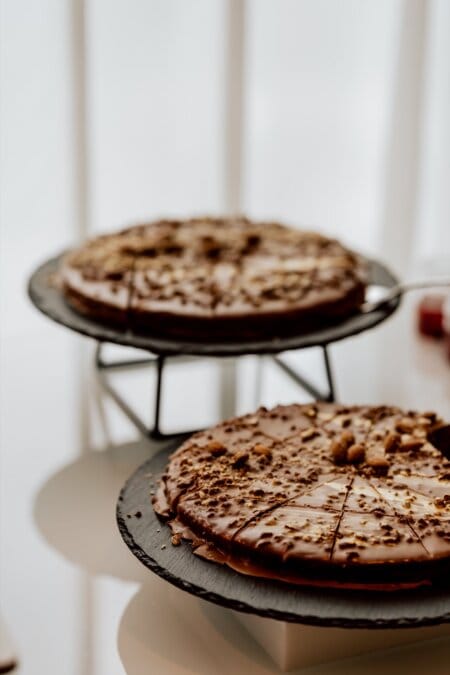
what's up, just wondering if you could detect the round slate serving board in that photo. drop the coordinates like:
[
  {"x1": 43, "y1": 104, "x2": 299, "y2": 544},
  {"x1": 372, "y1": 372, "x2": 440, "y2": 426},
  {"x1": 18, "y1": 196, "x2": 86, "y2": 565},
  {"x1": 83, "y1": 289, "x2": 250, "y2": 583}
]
[
  {"x1": 116, "y1": 444, "x2": 450, "y2": 628},
  {"x1": 29, "y1": 253, "x2": 400, "y2": 357}
]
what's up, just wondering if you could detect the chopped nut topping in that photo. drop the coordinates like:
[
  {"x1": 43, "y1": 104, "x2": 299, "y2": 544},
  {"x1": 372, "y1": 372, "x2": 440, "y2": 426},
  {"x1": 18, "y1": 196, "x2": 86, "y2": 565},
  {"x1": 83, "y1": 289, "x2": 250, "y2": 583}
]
[
  {"x1": 395, "y1": 418, "x2": 415, "y2": 434},
  {"x1": 347, "y1": 443, "x2": 365, "y2": 464},
  {"x1": 340, "y1": 431, "x2": 355, "y2": 448},
  {"x1": 330, "y1": 439, "x2": 347, "y2": 464},
  {"x1": 206, "y1": 440, "x2": 227, "y2": 456},
  {"x1": 384, "y1": 432, "x2": 400, "y2": 453},
  {"x1": 252, "y1": 443, "x2": 272, "y2": 460},
  {"x1": 301, "y1": 427, "x2": 318, "y2": 441},
  {"x1": 400, "y1": 438, "x2": 423, "y2": 453},
  {"x1": 366, "y1": 447, "x2": 389, "y2": 473},
  {"x1": 246, "y1": 416, "x2": 259, "y2": 426},
  {"x1": 232, "y1": 451, "x2": 249, "y2": 468},
  {"x1": 330, "y1": 431, "x2": 357, "y2": 465}
]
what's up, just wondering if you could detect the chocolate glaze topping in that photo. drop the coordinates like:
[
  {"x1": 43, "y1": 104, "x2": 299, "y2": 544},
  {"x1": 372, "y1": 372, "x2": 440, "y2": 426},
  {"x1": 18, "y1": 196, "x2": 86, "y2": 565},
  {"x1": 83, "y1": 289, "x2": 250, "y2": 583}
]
[
  {"x1": 60, "y1": 217, "x2": 366, "y2": 339},
  {"x1": 154, "y1": 403, "x2": 450, "y2": 589}
]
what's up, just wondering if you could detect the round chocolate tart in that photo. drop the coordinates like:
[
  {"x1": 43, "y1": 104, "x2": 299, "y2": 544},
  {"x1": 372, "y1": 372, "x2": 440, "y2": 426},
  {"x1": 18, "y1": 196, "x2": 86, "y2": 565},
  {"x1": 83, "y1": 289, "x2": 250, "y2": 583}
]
[
  {"x1": 154, "y1": 403, "x2": 450, "y2": 590},
  {"x1": 60, "y1": 217, "x2": 367, "y2": 339}
]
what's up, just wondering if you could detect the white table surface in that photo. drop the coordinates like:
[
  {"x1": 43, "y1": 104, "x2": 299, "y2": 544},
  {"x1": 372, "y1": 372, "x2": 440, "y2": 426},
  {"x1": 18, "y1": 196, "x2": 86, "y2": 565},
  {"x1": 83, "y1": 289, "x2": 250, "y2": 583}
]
[{"x1": 1, "y1": 296, "x2": 450, "y2": 674}]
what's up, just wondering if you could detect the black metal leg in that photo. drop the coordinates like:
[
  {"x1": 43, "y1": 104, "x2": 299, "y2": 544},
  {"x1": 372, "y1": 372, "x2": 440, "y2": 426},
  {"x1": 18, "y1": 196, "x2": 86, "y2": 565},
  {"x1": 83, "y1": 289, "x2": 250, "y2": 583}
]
[
  {"x1": 94, "y1": 343, "x2": 197, "y2": 441},
  {"x1": 151, "y1": 355, "x2": 165, "y2": 440},
  {"x1": 272, "y1": 345, "x2": 336, "y2": 402},
  {"x1": 322, "y1": 344, "x2": 335, "y2": 402},
  {"x1": 95, "y1": 342, "x2": 152, "y2": 437},
  {"x1": 95, "y1": 341, "x2": 159, "y2": 371}
]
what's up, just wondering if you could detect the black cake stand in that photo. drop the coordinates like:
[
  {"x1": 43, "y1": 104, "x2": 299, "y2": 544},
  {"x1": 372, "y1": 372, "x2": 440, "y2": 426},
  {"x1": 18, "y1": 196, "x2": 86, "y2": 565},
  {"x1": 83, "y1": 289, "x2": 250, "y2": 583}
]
[{"x1": 29, "y1": 252, "x2": 401, "y2": 439}]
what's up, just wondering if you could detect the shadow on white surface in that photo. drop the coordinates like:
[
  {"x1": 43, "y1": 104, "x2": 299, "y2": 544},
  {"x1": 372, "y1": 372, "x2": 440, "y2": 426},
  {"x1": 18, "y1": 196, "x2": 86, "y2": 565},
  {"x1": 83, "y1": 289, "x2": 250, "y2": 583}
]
[
  {"x1": 33, "y1": 439, "x2": 160, "y2": 583},
  {"x1": 118, "y1": 580, "x2": 450, "y2": 675},
  {"x1": 118, "y1": 580, "x2": 275, "y2": 675}
]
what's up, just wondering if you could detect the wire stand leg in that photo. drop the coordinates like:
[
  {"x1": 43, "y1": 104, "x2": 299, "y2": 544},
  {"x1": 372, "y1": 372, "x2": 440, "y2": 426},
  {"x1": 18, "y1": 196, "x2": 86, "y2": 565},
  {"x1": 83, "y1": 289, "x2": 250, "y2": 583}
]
[
  {"x1": 272, "y1": 344, "x2": 336, "y2": 403},
  {"x1": 151, "y1": 355, "x2": 165, "y2": 440},
  {"x1": 94, "y1": 343, "x2": 197, "y2": 441},
  {"x1": 95, "y1": 341, "x2": 338, "y2": 438},
  {"x1": 95, "y1": 342, "x2": 151, "y2": 437},
  {"x1": 322, "y1": 344, "x2": 335, "y2": 403}
]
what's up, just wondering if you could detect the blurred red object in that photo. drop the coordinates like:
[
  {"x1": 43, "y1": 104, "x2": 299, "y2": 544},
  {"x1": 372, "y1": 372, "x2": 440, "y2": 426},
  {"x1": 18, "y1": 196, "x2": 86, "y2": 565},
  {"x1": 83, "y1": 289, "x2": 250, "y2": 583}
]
[{"x1": 417, "y1": 294, "x2": 445, "y2": 338}]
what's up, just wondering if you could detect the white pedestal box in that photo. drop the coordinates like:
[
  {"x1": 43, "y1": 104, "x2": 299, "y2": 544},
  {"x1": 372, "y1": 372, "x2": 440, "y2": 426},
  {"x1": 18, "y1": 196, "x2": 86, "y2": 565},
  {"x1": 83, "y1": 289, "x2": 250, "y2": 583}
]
[{"x1": 233, "y1": 611, "x2": 450, "y2": 671}]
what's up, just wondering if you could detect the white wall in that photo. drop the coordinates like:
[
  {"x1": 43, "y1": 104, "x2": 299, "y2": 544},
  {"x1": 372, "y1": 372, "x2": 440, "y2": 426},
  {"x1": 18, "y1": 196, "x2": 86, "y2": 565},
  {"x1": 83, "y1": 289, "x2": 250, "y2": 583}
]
[
  {"x1": 88, "y1": 0, "x2": 227, "y2": 232},
  {"x1": 244, "y1": 0, "x2": 400, "y2": 256},
  {"x1": 1, "y1": 0, "x2": 76, "y2": 333},
  {"x1": 1, "y1": 0, "x2": 449, "y2": 335}
]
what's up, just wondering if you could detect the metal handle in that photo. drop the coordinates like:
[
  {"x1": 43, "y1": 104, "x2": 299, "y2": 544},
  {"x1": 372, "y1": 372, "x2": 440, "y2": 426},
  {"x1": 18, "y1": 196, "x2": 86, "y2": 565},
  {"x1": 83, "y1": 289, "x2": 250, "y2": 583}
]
[{"x1": 361, "y1": 278, "x2": 450, "y2": 314}]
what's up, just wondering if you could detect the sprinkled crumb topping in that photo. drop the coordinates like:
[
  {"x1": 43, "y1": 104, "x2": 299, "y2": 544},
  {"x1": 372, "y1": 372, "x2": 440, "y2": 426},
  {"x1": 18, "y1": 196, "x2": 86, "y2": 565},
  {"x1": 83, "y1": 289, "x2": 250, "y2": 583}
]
[
  {"x1": 60, "y1": 217, "x2": 367, "y2": 338},
  {"x1": 154, "y1": 403, "x2": 450, "y2": 586}
]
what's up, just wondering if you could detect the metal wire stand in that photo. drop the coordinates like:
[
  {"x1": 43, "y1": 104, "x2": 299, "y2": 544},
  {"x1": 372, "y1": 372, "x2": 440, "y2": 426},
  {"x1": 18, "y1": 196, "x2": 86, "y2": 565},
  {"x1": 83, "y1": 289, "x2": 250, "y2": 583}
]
[{"x1": 94, "y1": 341, "x2": 336, "y2": 440}]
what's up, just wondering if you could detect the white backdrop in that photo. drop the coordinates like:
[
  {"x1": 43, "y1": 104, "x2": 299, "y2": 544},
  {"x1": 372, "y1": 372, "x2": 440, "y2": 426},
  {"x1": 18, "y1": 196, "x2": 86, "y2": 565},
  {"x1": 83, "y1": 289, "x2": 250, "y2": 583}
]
[{"x1": 1, "y1": 0, "x2": 449, "y2": 333}]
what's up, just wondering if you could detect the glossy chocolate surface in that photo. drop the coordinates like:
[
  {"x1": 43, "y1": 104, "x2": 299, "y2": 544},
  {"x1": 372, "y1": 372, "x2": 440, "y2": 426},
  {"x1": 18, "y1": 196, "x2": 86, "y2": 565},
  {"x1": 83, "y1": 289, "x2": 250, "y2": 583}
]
[
  {"x1": 60, "y1": 217, "x2": 367, "y2": 339},
  {"x1": 155, "y1": 403, "x2": 450, "y2": 588}
]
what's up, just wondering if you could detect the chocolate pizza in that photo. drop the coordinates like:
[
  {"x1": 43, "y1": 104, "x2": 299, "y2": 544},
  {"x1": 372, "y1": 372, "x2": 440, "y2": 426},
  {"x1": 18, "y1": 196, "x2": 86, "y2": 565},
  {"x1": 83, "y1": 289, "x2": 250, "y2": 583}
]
[
  {"x1": 154, "y1": 403, "x2": 450, "y2": 590},
  {"x1": 60, "y1": 217, "x2": 366, "y2": 340}
]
